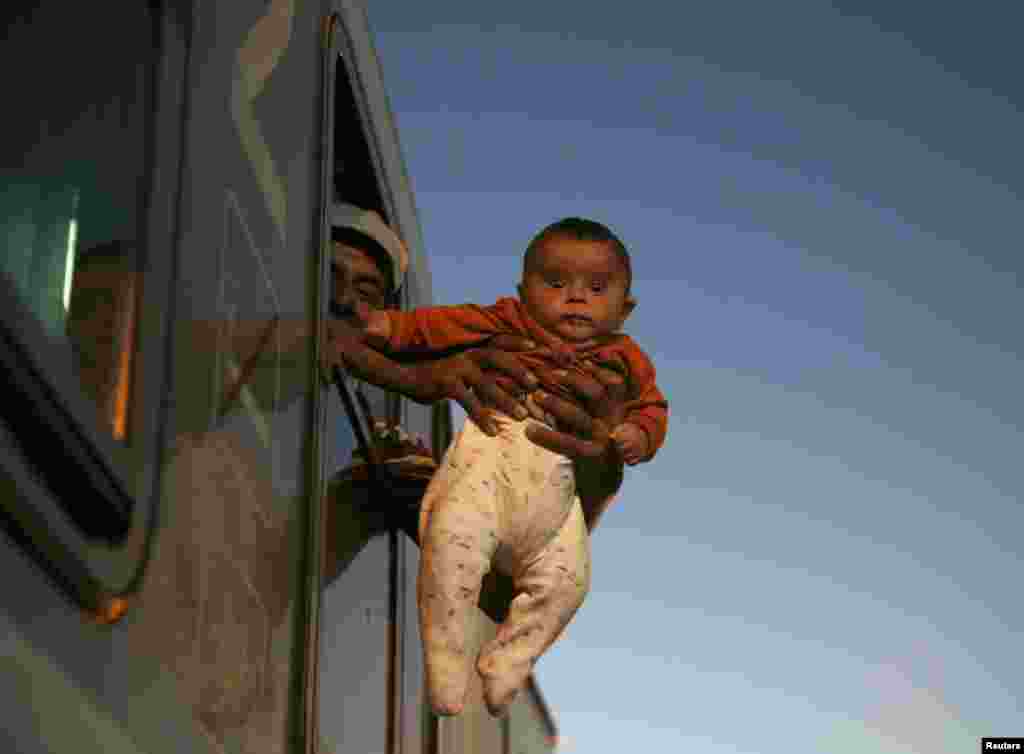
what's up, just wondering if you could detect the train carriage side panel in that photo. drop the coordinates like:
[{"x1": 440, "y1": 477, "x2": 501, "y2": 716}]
[{"x1": 1, "y1": 1, "x2": 337, "y2": 752}]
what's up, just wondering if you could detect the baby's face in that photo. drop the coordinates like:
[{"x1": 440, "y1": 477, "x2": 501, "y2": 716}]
[{"x1": 518, "y1": 235, "x2": 634, "y2": 345}]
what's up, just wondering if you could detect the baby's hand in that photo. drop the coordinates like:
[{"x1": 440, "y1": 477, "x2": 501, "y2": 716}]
[{"x1": 610, "y1": 423, "x2": 649, "y2": 466}]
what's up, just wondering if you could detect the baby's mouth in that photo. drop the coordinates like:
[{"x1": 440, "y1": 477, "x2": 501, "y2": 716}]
[{"x1": 561, "y1": 314, "x2": 593, "y2": 326}]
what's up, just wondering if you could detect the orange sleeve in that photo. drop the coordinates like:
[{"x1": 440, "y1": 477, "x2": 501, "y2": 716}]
[
  {"x1": 618, "y1": 340, "x2": 669, "y2": 461},
  {"x1": 383, "y1": 302, "x2": 513, "y2": 353}
]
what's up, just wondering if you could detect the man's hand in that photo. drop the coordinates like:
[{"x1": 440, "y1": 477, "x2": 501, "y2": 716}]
[
  {"x1": 319, "y1": 318, "x2": 633, "y2": 528},
  {"x1": 321, "y1": 323, "x2": 543, "y2": 436},
  {"x1": 320, "y1": 316, "x2": 439, "y2": 407},
  {"x1": 525, "y1": 361, "x2": 630, "y2": 460},
  {"x1": 404, "y1": 335, "x2": 545, "y2": 436},
  {"x1": 526, "y1": 361, "x2": 632, "y2": 529}
]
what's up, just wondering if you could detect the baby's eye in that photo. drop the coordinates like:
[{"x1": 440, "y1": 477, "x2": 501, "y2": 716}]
[
  {"x1": 590, "y1": 282, "x2": 607, "y2": 293},
  {"x1": 546, "y1": 278, "x2": 565, "y2": 288}
]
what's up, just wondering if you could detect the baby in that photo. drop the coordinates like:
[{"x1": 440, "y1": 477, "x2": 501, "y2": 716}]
[{"x1": 364, "y1": 217, "x2": 669, "y2": 716}]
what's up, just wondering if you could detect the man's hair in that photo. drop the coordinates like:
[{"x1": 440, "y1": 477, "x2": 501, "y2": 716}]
[
  {"x1": 524, "y1": 217, "x2": 632, "y2": 290},
  {"x1": 331, "y1": 226, "x2": 395, "y2": 295}
]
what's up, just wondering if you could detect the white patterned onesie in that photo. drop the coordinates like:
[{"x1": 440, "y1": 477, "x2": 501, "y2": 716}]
[{"x1": 417, "y1": 408, "x2": 591, "y2": 717}]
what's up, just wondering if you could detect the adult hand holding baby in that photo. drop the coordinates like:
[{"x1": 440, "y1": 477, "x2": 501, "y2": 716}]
[{"x1": 528, "y1": 360, "x2": 631, "y2": 529}]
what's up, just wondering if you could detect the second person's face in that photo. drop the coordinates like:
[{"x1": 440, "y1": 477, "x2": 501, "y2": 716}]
[{"x1": 331, "y1": 241, "x2": 389, "y2": 327}]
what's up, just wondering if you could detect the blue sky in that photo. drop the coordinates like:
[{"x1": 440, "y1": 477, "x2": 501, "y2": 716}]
[{"x1": 367, "y1": 2, "x2": 1023, "y2": 751}]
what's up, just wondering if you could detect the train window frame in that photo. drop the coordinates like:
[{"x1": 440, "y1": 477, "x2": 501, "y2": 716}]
[
  {"x1": 315, "y1": 10, "x2": 430, "y2": 754},
  {"x1": 0, "y1": 2, "x2": 189, "y2": 617},
  {"x1": 326, "y1": 17, "x2": 403, "y2": 430}
]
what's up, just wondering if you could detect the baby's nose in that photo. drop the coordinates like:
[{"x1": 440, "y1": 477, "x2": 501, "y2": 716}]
[{"x1": 566, "y1": 282, "x2": 589, "y2": 300}]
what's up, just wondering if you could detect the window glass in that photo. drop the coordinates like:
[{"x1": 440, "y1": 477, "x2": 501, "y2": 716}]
[
  {"x1": 317, "y1": 34, "x2": 398, "y2": 754},
  {"x1": 330, "y1": 46, "x2": 399, "y2": 431},
  {"x1": 0, "y1": 2, "x2": 156, "y2": 443}
]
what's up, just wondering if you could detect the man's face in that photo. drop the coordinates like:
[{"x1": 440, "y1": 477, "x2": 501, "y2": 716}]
[
  {"x1": 331, "y1": 241, "x2": 390, "y2": 327},
  {"x1": 518, "y1": 235, "x2": 635, "y2": 345}
]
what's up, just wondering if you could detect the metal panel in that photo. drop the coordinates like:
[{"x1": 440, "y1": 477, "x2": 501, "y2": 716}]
[
  {"x1": 157, "y1": 1, "x2": 328, "y2": 751},
  {"x1": 506, "y1": 680, "x2": 558, "y2": 754},
  {"x1": 318, "y1": 521, "x2": 393, "y2": 754},
  {"x1": 437, "y1": 614, "x2": 506, "y2": 754},
  {"x1": 1, "y1": 1, "x2": 332, "y2": 753}
]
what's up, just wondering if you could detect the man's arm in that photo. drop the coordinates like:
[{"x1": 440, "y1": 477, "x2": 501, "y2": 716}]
[
  {"x1": 363, "y1": 306, "x2": 634, "y2": 497},
  {"x1": 188, "y1": 311, "x2": 631, "y2": 503},
  {"x1": 368, "y1": 303, "x2": 514, "y2": 355},
  {"x1": 574, "y1": 446, "x2": 625, "y2": 530},
  {"x1": 322, "y1": 315, "x2": 540, "y2": 434}
]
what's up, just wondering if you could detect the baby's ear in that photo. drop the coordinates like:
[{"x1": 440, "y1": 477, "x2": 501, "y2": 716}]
[{"x1": 619, "y1": 295, "x2": 637, "y2": 324}]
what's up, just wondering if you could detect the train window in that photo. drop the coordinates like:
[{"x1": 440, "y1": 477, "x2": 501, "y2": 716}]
[
  {"x1": 317, "y1": 15, "x2": 411, "y2": 754},
  {"x1": 329, "y1": 44, "x2": 400, "y2": 429},
  {"x1": 0, "y1": 1, "x2": 159, "y2": 541}
]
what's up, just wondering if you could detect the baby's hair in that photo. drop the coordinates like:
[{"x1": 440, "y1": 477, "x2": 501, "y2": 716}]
[{"x1": 524, "y1": 217, "x2": 632, "y2": 290}]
